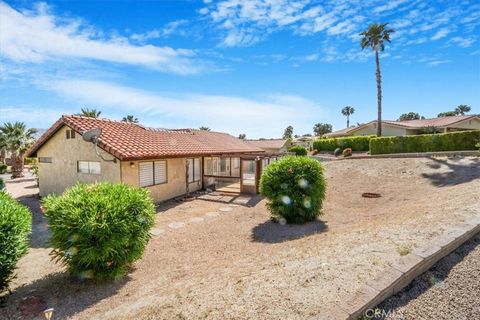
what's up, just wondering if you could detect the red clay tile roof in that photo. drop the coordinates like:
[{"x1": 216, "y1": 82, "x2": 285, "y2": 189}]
[
  {"x1": 245, "y1": 139, "x2": 287, "y2": 149},
  {"x1": 27, "y1": 115, "x2": 264, "y2": 160}
]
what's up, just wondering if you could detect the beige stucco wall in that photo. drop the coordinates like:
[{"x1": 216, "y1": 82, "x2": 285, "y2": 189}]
[
  {"x1": 121, "y1": 157, "x2": 202, "y2": 203},
  {"x1": 37, "y1": 125, "x2": 121, "y2": 196},
  {"x1": 448, "y1": 118, "x2": 480, "y2": 130},
  {"x1": 352, "y1": 124, "x2": 410, "y2": 136}
]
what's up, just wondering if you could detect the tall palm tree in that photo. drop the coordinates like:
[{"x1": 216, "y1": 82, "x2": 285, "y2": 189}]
[
  {"x1": 341, "y1": 106, "x2": 355, "y2": 128},
  {"x1": 122, "y1": 115, "x2": 139, "y2": 123},
  {"x1": 0, "y1": 122, "x2": 37, "y2": 178},
  {"x1": 361, "y1": 23, "x2": 395, "y2": 136},
  {"x1": 455, "y1": 104, "x2": 471, "y2": 115},
  {"x1": 79, "y1": 108, "x2": 101, "y2": 118}
]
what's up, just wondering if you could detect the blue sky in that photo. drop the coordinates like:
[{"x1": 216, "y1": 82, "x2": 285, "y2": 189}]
[{"x1": 0, "y1": 0, "x2": 479, "y2": 138}]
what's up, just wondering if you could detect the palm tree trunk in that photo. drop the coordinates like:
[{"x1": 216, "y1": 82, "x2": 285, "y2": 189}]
[
  {"x1": 11, "y1": 152, "x2": 24, "y2": 178},
  {"x1": 347, "y1": 115, "x2": 350, "y2": 128},
  {"x1": 375, "y1": 50, "x2": 382, "y2": 137}
]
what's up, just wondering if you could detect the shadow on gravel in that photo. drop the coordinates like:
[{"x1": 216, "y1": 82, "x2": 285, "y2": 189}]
[
  {"x1": 375, "y1": 234, "x2": 480, "y2": 319},
  {"x1": 0, "y1": 272, "x2": 128, "y2": 320},
  {"x1": 421, "y1": 157, "x2": 480, "y2": 187},
  {"x1": 251, "y1": 220, "x2": 328, "y2": 243}
]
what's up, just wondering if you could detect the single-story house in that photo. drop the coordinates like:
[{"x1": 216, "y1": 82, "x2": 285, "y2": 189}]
[
  {"x1": 245, "y1": 139, "x2": 290, "y2": 153},
  {"x1": 291, "y1": 136, "x2": 315, "y2": 151},
  {"x1": 324, "y1": 115, "x2": 480, "y2": 138},
  {"x1": 26, "y1": 115, "x2": 280, "y2": 202}
]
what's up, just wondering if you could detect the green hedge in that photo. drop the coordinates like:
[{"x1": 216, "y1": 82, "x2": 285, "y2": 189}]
[
  {"x1": 43, "y1": 182, "x2": 156, "y2": 280},
  {"x1": 313, "y1": 135, "x2": 374, "y2": 152},
  {"x1": 288, "y1": 145, "x2": 308, "y2": 156},
  {"x1": 370, "y1": 130, "x2": 480, "y2": 154},
  {"x1": 1, "y1": 191, "x2": 32, "y2": 292}
]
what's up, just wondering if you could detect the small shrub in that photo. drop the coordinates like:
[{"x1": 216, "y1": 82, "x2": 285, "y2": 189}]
[
  {"x1": 43, "y1": 182, "x2": 156, "y2": 280},
  {"x1": 24, "y1": 158, "x2": 37, "y2": 166},
  {"x1": 0, "y1": 163, "x2": 6, "y2": 174},
  {"x1": 259, "y1": 156, "x2": 326, "y2": 224},
  {"x1": 343, "y1": 148, "x2": 352, "y2": 157},
  {"x1": 288, "y1": 145, "x2": 308, "y2": 156},
  {"x1": 0, "y1": 177, "x2": 4, "y2": 190},
  {"x1": 334, "y1": 148, "x2": 342, "y2": 157},
  {"x1": 0, "y1": 192, "x2": 32, "y2": 293},
  {"x1": 370, "y1": 130, "x2": 480, "y2": 154},
  {"x1": 313, "y1": 135, "x2": 374, "y2": 152}
]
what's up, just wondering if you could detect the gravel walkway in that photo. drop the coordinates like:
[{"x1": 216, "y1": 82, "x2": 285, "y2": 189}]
[{"x1": 376, "y1": 233, "x2": 480, "y2": 320}]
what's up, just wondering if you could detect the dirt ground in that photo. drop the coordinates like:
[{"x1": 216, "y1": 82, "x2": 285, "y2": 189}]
[{"x1": 1, "y1": 157, "x2": 479, "y2": 320}]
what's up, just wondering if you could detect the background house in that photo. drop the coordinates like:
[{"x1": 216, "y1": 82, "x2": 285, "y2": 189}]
[
  {"x1": 324, "y1": 115, "x2": 480, "y2": 138},
  {"x1": 26, "y1": 116, "x2": 279, "y2": 202},
  {"x1": 291, "y1": 136, "x2": 315, "y2": 151},
  {"x1": 245, "y1": 139, "x2": 290, "y2": 153}
]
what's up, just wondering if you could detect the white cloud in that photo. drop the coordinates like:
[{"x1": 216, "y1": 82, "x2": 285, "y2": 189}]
[
  {"x1": 0, "y1": 2, "x2": 203, "y2": 75},
  {"x1": 428, "y1": 59, "x2": 450, "y2": 66},
  {"x1": 0, "y1": 106, "x2": 62, "y2": 126},
  {"x1": 448, "y1": 36, "x2": 475, "y2": 48},
  {"x1": 130, "y1": 20, "x2": 189, "y2": 42},
  {"x1": 42, "y1": 79, "x2": 324, "y2": 138},
  {"x1": 373, "y1": 0, "x2": 409, "y2": 14},
  {"x1": 431, "y1": 28, "x2": 450, "y2": 40}
]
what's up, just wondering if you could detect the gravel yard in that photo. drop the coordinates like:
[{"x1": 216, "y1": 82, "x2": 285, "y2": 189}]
[
  {"x1": 1, "y1": 157, "x2": 479, "y2": 320},
  {"x1": 377, "y1": 233, "x2": 480, "y2": 320}
]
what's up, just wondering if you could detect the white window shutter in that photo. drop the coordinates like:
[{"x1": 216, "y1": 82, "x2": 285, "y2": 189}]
[
  {"x1": 139, "y1": 162, "x2": 154, "y2": 187},
  {"x1": 154, "y1": 161, "x2": 167, "y2": 184}
]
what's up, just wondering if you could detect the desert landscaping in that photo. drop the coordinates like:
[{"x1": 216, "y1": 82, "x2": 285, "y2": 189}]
[{"x1": 2, "y1": 157, "x2": 479, "y2": 320}]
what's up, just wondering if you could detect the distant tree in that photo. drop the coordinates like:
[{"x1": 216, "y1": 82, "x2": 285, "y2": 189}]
[
  {"x1": 302, "y1": 133, "x2": 313, "y2": 137},
  {"x1": 341, "y1": 106, "x2": 355, "y2": 128},
  {"x1": 238, "y1": 133, "x2": 246, "y2": 139},
  {"x1": 0, "y1": 122, "x2": 37, "y2": 178},
  {"x1": 437, "y1": 111, "x2": 458, "y2": 117},
  {"x1": 122, "y1": 115, "x2": 139, "y2": 123},
  {"x1": 455, "y1": 104, "x2": 471, "y2": 115},
  {"x1": 79, "y1": 108, "x2": 101, "y2": 118},
  {"x1": 283, "y1": 126, "x2": 293, "y2": 140},
  {"x1": 361, "y1": 23, "x2": 395, "y2": 136},
  {"x1": 199, "y1": 126, "x2": 211, "y2": 131},
  {"x1": 294, "y1": 134, "x2": 300, "y2": 138},
  {"x1": 398, "y1": 112, "x2": 423, "y2": 121},
  {"x1": 313, "y1": 123, "x2": 333, "y2": 136}
]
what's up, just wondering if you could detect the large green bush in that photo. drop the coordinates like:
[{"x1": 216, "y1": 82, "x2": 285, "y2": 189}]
[
  {"x1": 370, "y1": 130, "x2": 480, "y2": 154},
  {"x1": 0, "y1": 191, "x2": 32, "y2": 293},
  {"x1": 0, "y1": 163, "x2": 7, "y2": 174},
  {"x1": 288, "y1": 145, "x2": 308, "y2": 156},
  {"x1": 260, "y1": 156, "x2": 326, "y2": 224},
  {"x1": 43, "y1": 182, "x2": 156, "y2": 280},
  {"x1": 313, "y1": 135, "x2": 373, "y2": 152}
]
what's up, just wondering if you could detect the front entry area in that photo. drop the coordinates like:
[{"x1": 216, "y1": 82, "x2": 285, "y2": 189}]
[{"x1": 202, "y1": 155, "x2": 278, "y2": 195}]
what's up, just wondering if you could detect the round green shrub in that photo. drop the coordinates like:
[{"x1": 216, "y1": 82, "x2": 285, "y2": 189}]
[
  {"x1": 42, "y1": 182, "x2": 156, "y2": 280},
  {"x1": 259, "y1": 156, "x2": 326, "y2": 224},
  {"x1": 0, "y1": 191, "x2": 32, "y2": 293},
  {"x1": 288, "y1": 145, "x2": 308, "y2": 156},
  {"x1": 0, "y1": 163, "x2": 7, "y2": 174}
]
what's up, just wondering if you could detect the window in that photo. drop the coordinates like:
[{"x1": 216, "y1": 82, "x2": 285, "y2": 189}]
[
  {"x1": 187, "y1": 158, "x2": 201, "y2": 183},
  {"x1": 39, "y1": 157, "x2": 52, "y2": 163},
  {"x1": 66, "y1": 129, "x2": 76, "y2": 139},
  {"x1": 78, "y1": 161, "x2": 100, "y2": 174},
  {"x1": 139, "y1": 160, "x2": 167, "y2": 187}
]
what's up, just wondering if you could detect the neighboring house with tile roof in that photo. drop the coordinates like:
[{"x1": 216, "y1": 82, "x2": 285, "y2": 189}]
[
  {"x1": 26, "y1": 115, "x2": 280, "y2": 201},
  {"x1": 245, "y1": 139, "x2": 290, "y2": 153},
  {"x1": 324, "y1": 115, "x2": 480, "y2": 138}
]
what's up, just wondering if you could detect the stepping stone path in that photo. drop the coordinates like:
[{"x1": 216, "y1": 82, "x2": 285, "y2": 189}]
[
  {"x1": 219, "y1": 207, "x2": 233, "y2": 212},
  {"x1": 150, "y1": 228, "x2": 165, "y2": 236},
  {"x1": 168, "y1": 222, "x2": 186, "y2": 229},
  {"x1": 206, "y1": 211, "x2": 220, "y2": 217},
  {"x1": 188, "y1": 217, "x2": 204, "y2": 223}
]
